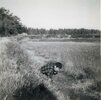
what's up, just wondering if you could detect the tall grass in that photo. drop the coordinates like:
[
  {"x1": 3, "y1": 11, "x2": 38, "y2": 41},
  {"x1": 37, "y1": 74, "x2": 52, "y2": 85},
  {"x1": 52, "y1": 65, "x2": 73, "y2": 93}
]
[
  {"x1": 0, "y1": 38, "x2": 40, "y2": 100},
  {"x1": 0, "y1": 36, "x2": 100, "y2": 100}
]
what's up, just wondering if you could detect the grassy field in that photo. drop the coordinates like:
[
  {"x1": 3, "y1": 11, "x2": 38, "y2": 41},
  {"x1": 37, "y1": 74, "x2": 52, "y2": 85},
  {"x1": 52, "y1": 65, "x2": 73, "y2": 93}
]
[
  {"x1": 0, "y1": 37, "x2": 100, "y2": 100},
  {"x1": 19, "y1": 37, "x2": 100, "y2": 100}
]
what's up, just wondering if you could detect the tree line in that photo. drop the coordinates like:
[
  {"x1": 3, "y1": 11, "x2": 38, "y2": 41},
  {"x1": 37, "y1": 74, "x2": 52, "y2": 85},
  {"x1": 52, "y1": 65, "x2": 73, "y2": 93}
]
[
  {"x1": 0, "y1": 7, "x2": 100, "y2": 38},
  {"x1": 27, "y1": 28, "x2": 100, "y2": 38}
]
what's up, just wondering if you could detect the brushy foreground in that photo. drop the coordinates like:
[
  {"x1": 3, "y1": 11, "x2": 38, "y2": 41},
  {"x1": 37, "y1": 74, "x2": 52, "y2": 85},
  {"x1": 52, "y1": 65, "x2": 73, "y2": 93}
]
[
  {"x1": 0, "y1": 36, "x2": 100, "y2": 100},
  {"x1": 0, "y1": 37, "x2": 65, "y2": 100}
]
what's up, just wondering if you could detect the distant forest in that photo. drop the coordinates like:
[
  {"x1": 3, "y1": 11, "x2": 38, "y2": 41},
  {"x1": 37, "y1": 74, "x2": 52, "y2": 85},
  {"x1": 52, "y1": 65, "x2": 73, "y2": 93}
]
[
  {"x1": 0, "y1": 7, "x2": 100, "y2": 38},
  {"x1": 27, "y1": 28, "x2": 100, "y2": 38}
]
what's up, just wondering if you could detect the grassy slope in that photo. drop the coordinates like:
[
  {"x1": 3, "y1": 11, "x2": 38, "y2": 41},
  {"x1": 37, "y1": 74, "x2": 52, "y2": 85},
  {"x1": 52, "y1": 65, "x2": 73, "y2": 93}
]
[{"x1": 0, "y1": 36, "x2": 100, "y2": 100}]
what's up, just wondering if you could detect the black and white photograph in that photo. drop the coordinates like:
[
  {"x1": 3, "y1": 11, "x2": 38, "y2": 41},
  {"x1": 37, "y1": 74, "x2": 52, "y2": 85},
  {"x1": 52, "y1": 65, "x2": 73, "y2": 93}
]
[{"x1": 0, "y1": 0, "x2": 100, "y2": 100}]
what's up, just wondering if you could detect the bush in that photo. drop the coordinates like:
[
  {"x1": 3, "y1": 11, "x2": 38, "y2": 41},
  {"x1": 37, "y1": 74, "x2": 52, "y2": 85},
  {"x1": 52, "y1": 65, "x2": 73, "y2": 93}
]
[{"x1": 0, "y1": 7, "x2": 27, "y2": 36}]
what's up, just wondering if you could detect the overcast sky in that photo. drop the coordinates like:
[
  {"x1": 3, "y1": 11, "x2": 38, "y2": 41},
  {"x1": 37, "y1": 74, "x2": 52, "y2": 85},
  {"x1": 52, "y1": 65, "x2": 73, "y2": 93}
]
[{"x1": 0, "y1": 0, "x2": 100, "y2": 29}]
